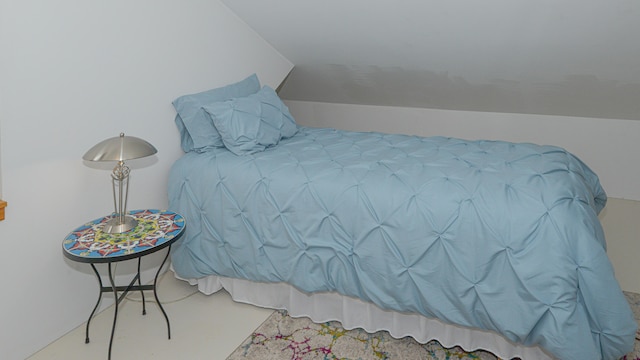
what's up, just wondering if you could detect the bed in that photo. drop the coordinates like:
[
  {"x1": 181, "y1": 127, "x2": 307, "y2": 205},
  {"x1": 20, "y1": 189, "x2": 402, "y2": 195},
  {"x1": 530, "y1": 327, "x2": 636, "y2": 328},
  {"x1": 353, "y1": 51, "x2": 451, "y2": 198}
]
[{"x1": 167, "y1": 75, "x2": 636, "y2": 360}]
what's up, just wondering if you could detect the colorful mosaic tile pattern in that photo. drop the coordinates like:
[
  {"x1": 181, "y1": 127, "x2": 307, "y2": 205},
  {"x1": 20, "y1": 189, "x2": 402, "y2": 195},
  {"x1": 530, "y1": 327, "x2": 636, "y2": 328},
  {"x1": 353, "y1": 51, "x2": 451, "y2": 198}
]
[{"x1": 62, "y1": 209, "x2": 184, "y2": 259}]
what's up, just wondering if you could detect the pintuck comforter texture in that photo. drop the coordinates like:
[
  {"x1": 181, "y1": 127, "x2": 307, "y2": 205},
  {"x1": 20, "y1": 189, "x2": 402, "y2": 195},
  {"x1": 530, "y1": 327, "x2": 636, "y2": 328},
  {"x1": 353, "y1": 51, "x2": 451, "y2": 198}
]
[{"x1": 168, "y1": 126, "x2": 636, "y2": 360}]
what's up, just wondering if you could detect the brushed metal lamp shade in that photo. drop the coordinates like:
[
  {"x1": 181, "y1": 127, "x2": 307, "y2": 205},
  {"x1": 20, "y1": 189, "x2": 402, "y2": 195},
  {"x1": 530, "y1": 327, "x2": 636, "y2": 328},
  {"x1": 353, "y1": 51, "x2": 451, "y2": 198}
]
[
  {"x1": 83, "y1": 133, "x2": 157, "y2": 162},
  {"x1": 84, "y1": 133, "x2": 157, "y2": 233}
]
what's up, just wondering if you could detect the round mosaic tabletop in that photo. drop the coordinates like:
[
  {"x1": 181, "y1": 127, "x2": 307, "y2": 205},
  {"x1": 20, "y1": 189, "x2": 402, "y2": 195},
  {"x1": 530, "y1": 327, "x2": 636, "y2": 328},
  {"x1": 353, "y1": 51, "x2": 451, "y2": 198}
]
[{"x1": 62, "y1": 209, "x2": 185, "y2": 263}]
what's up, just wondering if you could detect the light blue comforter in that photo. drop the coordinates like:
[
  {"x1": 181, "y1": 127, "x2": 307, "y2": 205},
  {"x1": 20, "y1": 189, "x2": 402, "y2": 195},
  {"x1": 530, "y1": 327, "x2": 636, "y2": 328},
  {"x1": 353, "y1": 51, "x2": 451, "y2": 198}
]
[{"x1": 168, "y1": 127, "x2": 636, "y2": 359}]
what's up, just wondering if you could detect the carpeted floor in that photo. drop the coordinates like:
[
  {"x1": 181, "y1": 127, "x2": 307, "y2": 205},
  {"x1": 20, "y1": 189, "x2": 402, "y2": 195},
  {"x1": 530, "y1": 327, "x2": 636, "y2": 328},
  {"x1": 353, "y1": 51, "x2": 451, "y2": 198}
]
[{"x1": 227, "y1": 292, "x2": 640, "y2": 360}]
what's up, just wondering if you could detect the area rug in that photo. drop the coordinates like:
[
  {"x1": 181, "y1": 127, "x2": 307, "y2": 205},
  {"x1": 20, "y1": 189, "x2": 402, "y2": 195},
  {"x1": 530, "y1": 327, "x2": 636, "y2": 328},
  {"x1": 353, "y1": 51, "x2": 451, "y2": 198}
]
[{"x1": 227, "y1": 292, "x2": 640, "y2": 360}]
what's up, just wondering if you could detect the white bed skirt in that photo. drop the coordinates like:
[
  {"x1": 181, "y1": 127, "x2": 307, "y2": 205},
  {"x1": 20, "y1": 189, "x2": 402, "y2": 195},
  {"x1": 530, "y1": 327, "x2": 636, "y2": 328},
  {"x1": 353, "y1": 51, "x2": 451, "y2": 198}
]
[{"x1": 175, "y1": 272, "x2": 553, "y2": 359}]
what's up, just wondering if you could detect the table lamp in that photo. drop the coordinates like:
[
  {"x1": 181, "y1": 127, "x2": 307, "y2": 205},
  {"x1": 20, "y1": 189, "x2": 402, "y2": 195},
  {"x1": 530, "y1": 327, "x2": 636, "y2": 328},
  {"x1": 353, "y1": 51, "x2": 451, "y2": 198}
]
[{"x1": 83, "y1": 133, "x2": 157, "y2": 233}]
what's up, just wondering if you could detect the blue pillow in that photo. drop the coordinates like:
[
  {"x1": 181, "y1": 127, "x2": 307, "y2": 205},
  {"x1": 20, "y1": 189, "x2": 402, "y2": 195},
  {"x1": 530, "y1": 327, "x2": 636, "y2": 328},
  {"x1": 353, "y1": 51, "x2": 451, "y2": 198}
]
[
  {"x1": 202, "y1": 86, "x2": 298, "y2": 155},
  {"x1": 174, "y1": 114, "x2": 195, "y2": 153},
  {"x1": 173, "y1": 74, "x2": 261, "y2": 152}
]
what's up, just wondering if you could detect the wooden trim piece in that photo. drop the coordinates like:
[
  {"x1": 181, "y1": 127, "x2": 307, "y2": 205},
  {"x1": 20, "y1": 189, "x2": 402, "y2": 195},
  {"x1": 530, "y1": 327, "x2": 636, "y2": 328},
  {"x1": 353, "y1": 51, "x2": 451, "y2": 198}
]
[{"x1": 0, "y1": 200, "x2": 7, "y2": 221}]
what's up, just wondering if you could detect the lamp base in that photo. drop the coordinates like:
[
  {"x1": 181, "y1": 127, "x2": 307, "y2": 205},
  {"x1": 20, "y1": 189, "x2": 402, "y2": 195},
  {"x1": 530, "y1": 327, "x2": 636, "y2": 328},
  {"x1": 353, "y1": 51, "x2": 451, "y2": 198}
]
[{"x1": 102, "y1": 215, "x2": 138, "y2": 234}]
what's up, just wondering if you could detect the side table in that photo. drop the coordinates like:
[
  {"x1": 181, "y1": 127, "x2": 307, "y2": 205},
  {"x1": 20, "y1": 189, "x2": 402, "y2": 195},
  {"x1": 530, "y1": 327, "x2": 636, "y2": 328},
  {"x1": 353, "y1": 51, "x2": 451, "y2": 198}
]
[{"x1": 62, "y1": 209, "x2": 185, "y2": 359}]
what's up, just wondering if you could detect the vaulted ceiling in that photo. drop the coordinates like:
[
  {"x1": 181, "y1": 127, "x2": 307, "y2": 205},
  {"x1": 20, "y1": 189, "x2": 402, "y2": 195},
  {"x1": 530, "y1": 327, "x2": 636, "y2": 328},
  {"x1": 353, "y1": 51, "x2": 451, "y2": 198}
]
[{"x1": 222, "y1": 0, "x2": 640, "y2": 120}]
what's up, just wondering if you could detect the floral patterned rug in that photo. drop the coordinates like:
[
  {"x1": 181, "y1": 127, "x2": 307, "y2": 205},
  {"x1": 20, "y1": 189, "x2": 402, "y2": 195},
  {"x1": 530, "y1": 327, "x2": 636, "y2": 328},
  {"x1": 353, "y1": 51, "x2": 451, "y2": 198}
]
[{"x1": 227, "y1": 292, "x2": 640, "y2": 360}]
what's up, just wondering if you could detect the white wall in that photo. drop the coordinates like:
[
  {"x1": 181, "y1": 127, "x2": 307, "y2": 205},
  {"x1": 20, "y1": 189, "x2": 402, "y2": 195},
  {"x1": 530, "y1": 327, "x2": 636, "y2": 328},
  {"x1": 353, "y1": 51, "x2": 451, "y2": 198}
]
[
  {"x1": 285, "y1": 100, "x2": 640, "y2": 292},
  {"x1": 599, "y1": 198, "x2": 640, "y2": 293},
  {"x1": 0, "y1": 1, "x2": 292, "y2": 359}
]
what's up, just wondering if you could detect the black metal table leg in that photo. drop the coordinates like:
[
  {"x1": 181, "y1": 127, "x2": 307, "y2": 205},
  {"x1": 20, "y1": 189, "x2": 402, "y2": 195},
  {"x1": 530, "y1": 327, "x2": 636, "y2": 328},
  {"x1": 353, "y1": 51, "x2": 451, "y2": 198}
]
[
  {"x1": 107, "y1": 263, "x2": 118, "y2": 360},
  {"x1": 153, "y1": 245, "x2": 172, "y2": 339},
  {"x1": 86, "y1": 264, "x2": 104, "y2": 344},
  {"x1": 137, "y1": 258, "x2": 146, "y2": 315},
  {"x1": 86, "y1": 247, "x2": 173, "y2": 359}
]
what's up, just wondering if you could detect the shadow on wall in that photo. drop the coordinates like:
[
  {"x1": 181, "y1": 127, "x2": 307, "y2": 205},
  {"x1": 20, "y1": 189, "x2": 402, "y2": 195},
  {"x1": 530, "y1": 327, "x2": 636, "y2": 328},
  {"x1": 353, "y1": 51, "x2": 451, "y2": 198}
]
[{"x1": 278, "y1": 64, "x2": 640, "y2": 121}]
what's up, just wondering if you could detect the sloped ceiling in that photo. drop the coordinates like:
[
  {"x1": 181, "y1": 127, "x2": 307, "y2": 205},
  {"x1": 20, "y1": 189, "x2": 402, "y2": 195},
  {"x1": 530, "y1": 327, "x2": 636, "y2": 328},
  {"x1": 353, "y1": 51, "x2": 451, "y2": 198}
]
[{"x1": 222, "y1": 0, "x2": 640, "y2": 120}]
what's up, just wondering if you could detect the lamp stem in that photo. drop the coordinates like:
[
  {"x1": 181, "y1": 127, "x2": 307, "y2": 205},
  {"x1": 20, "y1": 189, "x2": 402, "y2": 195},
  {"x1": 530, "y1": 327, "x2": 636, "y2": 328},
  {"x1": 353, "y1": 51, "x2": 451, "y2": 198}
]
[
  {"x1": 112, "y1": 161, "x2": 126, "y2": 219},
  {"x1": 103, "y1": 161, "x2": 137, "y2": 233},
  {"x1": 123, "y1": 164, "x2": 131, "y2": 223}
]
